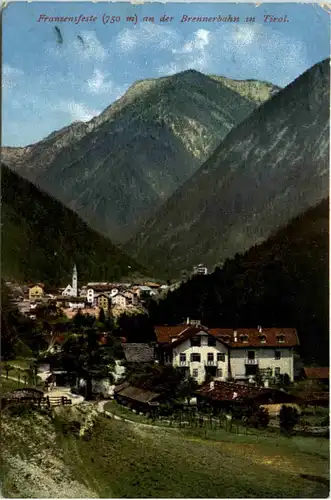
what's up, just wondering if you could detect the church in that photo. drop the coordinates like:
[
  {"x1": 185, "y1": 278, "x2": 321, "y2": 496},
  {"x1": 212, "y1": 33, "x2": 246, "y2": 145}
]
[{"x1": 62, "y1": 264, "x2": 78, "y2": 297}]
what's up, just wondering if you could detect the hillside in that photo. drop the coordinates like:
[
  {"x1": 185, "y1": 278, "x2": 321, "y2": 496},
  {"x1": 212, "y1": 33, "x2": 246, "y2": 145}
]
[
  {"x1": 150, "y1": 198, "x2": 329, "y2": 365},
  {"x1": 1, "y1": 165, "x2": 144, "y2": 286},
  {"x1": 1, "y1": 407, "x2": 329, "y2": 497},
  {"x1": 129, "y1": 59, "x2": 330, "y2": 277},
  {"x1": 3, "y1": 71, "x2": 278, "y2": 243}
]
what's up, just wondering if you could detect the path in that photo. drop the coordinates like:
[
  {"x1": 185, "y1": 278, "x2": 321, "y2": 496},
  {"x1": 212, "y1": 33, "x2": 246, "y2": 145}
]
[{"x1": 96, "y1": 400, "x2": 177, "y2": 432}]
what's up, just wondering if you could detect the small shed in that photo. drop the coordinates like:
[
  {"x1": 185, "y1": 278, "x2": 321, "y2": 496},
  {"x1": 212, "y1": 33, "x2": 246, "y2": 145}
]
[
  {"x1": 303, "y1": 367, "x2": 329, "y2": 385},
  {"x1": 114, "y1": 382, "x2": 164, "y2": 412}
]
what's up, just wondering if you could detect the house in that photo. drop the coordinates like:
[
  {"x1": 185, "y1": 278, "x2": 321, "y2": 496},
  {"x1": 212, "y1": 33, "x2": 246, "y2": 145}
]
[
  {"x1": 193, "y1": 264, "x2": 208, "y2": 275},
  {"x1": 86, "y1": 285, "x2": 117, "y2": 305},
  {"x1": 303, "y1": 367, "x2": 329, "y2": 385},
  {"x1": 135, "y1": 286, "x2": 155, "y2": 298},
  {"x1": 196, "y1": 380, "x2": 298, "y2": 414},
  {"x1": 122, "y1": 290, "x2": 139, "y2": 305},
  {"x1": 96, "y1": 293, "x2": 110, "y2": 313},
  {"x1": 121, "y1": 343, "x2": 155, "y2": 364},
  {"x1": 154, "y1": 322, "x2": 299, "y2": 384},
  {"x1": 29, "y1": 284, "x2": 44, "y2": 300},
  {"x1": 112, "y1": 293, "x2": 130, "y2": 308}
]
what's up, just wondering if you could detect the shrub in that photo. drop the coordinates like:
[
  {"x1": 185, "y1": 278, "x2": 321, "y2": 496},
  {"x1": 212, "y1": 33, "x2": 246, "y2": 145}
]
[
  {"x1": 247, "y1": 407, "x2": 269, "y2": 428},
  {"x1": 279, "y1": 405, "x2": 300, "y2": 435},
  {"x1": 5, "y1": 401, "x2": 35, "y2": 417}
]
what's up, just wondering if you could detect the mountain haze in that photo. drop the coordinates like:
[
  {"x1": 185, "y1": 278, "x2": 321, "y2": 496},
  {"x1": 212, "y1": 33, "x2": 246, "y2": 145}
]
[
  {"x1": 129, "y1": 59, "x2": 330, "y2": 277},
  {"x1": 3, "y1": 70, "x2": 279, "y2": 243},
  {"x1": 1, "y1": 165, "x2": 144, "y2": 286}
]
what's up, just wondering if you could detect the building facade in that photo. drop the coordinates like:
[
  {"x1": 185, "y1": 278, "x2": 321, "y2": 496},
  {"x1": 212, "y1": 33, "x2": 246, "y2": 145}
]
[
  {"x1": 154, "y1": 323, "x2": 299, "y2": 385},
  {"x1": 28, "y1": 284, "x2": 44, "y2": 300}
]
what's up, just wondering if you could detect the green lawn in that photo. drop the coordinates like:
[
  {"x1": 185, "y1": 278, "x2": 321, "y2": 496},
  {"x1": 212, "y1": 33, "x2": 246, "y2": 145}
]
[
  {"x1": 0, "y1": 377, "x2": 26, "y2": 394},
  {"x1": 61, "y1": 416, "x2": 329, "y2": 498}
]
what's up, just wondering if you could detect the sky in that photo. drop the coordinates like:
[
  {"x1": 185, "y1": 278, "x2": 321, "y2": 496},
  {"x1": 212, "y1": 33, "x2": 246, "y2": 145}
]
[{"x1": 3, "y1": 2, "x2": 330, "y2": 146}]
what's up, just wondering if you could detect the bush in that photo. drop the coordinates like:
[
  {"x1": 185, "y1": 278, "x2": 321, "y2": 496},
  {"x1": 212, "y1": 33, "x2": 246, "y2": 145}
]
[
  {"x1": 247, "y1": 407, "x2": 270, "y2": 428},
  {"x1": 5, "y1": 401, "x2": 35, "y2": 417},
  {"x1": 14, "y1": 341, "x2": 33, "y2": 359},
  {"x1": 279, "y1": 405, "x2": 300, "y2": 435}
]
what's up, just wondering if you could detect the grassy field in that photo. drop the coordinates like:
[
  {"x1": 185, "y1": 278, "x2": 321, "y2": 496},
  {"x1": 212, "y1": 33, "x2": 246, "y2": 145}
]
[
  {"x1": 62, "y1": 416, "x2": 329, "y2": 498},
  {"x1": 1, "y1": 403, "x2": 329, "y2": 498},
  {"x1": 0, "y1": 377, "x2": 26, "y2": 394}
]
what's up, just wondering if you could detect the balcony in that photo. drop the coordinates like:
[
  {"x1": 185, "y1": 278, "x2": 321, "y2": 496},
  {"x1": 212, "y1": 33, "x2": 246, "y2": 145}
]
[
  {"x1": 245, "y1": 358, "x2": 258, "y2": 365},
  {"x1": 205, "y1": 361, "x2": 217, "y2": 366},
  {"x1": 179, "y1": 361, "x2": 189, "y2": 367}
]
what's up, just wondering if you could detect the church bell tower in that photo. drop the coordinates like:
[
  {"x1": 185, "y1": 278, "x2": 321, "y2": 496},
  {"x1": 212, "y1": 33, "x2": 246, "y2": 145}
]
[{"x1": 72, "y1": 264, "x2": 78, "y2": 297}]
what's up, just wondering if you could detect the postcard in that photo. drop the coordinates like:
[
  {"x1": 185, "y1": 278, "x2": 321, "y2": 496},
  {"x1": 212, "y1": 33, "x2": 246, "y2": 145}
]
[{"x1": 1, "y1": 2, "x2": 330, "y2": 498}]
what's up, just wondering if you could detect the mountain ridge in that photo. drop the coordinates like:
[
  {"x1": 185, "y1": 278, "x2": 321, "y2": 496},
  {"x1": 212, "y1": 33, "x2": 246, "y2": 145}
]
[
  {"x1": 3, "y1": 70, "x2": 279, "y2": 243},
  {"x1": 128, "y1": 58, "x2": 330, "y2": 277},
  {"x1": 1, "y1": 164, "x2": 145, "y2": 286}
]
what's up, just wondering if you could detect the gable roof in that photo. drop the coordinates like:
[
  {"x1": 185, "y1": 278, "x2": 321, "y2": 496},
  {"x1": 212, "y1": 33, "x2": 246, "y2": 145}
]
[
  {"x1": 116, "y1": 384, "x2": 161, "y2": 404},
  {"x1": 154, "y1": 325, "x2": 299, "y2": 348},
  {"x1": 121, "y1": 343, "x2": 155, "y2": 363},
  {"x1": 303, "y1": 367, "x2": 329, "y2": 380}
]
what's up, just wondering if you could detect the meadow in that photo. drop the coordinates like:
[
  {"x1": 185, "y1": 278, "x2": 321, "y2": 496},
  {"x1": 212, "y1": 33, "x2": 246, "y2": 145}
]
[{"x1": 1, "y1": 397, "x2": 329, "y2": 498}]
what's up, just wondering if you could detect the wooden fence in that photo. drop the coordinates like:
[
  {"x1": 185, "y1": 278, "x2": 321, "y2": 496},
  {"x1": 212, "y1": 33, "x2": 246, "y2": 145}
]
[{"x1": 1, "y1": 395, "x2": 72, "y2": 409}]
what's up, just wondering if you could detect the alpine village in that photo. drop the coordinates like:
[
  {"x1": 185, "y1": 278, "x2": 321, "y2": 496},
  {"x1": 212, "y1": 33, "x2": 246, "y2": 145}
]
[{"x1": 1, "y1": 56, "x2": 330, "y2": 497}]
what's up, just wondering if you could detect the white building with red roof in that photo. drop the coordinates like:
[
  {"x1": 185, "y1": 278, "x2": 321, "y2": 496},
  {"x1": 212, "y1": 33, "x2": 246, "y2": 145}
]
[{"x1": 154, "y1": 320, "x2": 299, "y2": 385}]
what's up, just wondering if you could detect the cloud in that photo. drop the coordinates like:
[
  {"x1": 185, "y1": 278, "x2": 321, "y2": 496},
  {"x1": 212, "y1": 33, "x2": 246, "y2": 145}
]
[
  {"x1": 86, "y1": 69, "x2": 114, "y2": 95},
  {"x1": 172, "y1": 29, "x2": 210, "y2": 54},
  {"x1": 116, "y1": 24, "x2": 180, "y2": 54},
  {"x1": 157, "y1": 29, "x2": 211, "y2": 75},
  {"x1": 3, "y1": 64, "x2": 24, "y2": 89},
  {"x1": 58, "y1": 100, "x2": 101, "y2": 122}
]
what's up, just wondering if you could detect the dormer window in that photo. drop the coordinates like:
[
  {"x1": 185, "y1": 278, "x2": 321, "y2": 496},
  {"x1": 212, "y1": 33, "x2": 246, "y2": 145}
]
[
  {"x1": 277, "y1": 335, "x2": 285, "y2": 343},
  {"x1": 259, "y1": 335, "x2": 267, "y2": 344},
  {"x1": 240, "y1": 335, "x2": 249, "y2": 343},
  {"x1": 222, "y1": 335, "x2": 230, "y2": 343},
  {"x1": 208, "y1": 336, "x2": 216, "y2": 347},
  {"x1": 190, "y1": 337, "x2": 201, "y2": 347}
]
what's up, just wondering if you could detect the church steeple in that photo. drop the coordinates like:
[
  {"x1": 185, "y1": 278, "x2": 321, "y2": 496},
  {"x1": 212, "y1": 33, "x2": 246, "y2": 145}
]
[{"x1": 72, "y1": 264, "x2": 78, "y2": 297}]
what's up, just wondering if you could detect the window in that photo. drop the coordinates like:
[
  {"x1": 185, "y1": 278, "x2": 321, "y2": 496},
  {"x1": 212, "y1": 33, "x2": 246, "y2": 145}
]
[
  {"x1": 191, "y1": 353, "x2": 201, "y2": 362},
  {"x1": 190, "y1": 337, "x2": 201, "y2": 347},
  {"x1": 216, "y1": 368, "x2": 223, "y2": 378},
  {"x1": 180, "y1": 353, "x2": 186, "y2": 364},
  {"x1": 274, "y1": 351, "x2": 281, "y2": 360},
  {"x1": 207, "y1": 353, "x2": 214, "y2": 362},
  {"x1": 208, "y1": 336, "x2": 216, "y2": 346},
  {"x1": 274, "y1": 367, "x2": 281, "y2": 377},
  {"x1": 277, "y1": 335, "x2": 285, "y2": 343},
  {"x1": 217, "y1": 353, "x2": 225, "y2": 362},
  {"x1": 259, "y1": 335, "x2": 267, "y2": 343},
  {"x1": 192, "y1": 369, "x2": 199, "y2": 378},
  {"x1": 247, "y1": 351, "x2": 255, "y2": 360}
]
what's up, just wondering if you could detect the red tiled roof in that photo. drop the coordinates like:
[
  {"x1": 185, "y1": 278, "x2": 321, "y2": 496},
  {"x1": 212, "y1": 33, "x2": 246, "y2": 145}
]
[
  {"x1": 154, "y1": 325, "x2": 190, "y2": 343},
  {"x1": 154, "y1": 325, "x2": 299, "y2": 347},
  {"x1": 303, "y1": 367, "x2": 329, "y2": 380},
  {"x1": 197, "y1": 381, "x2": 296, "y2": 403}
]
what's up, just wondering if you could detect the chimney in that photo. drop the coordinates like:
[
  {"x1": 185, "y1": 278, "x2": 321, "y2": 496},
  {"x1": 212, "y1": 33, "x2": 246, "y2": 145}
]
[
  {"x1": 258, "y1": 325, "x2": 262, "y2": 333},
  {"x1": 186, "y1": 317, "x2": 190, "y2": 325},
  {"x1": 233, "y1": 330, "x2": 237, "y2": 342},
  {"x1": 209, "y1": 381, "x2": 215, "y2": 390}
]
